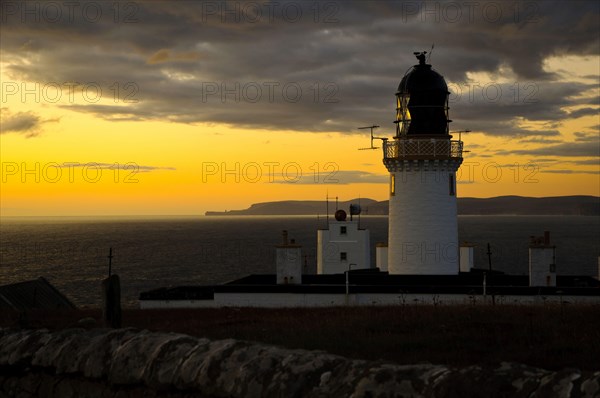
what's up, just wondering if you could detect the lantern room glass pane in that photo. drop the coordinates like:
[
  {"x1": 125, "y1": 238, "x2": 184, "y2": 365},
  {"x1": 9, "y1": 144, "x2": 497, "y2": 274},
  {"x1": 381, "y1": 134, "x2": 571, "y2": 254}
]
[{"x1": 396, "y1": 93, "x2": 412, "y2": 135}]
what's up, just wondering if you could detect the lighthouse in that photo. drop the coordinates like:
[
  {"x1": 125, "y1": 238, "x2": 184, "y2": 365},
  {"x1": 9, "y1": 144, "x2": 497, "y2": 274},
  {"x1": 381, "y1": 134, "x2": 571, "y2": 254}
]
[{"x1": 382, "y1": 52, "x2": 464, "y2": 274}]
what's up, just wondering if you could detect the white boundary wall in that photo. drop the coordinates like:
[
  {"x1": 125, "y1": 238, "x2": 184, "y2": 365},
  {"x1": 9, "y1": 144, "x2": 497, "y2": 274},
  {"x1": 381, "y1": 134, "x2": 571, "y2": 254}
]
[{"x1": 140, "y1": 292, "x2": 600, "y2": 309}]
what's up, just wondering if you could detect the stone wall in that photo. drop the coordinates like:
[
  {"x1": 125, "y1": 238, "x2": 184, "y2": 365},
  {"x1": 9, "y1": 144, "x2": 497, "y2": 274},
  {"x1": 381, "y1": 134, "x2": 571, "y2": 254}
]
[{"x1": 1, "y1": 328, "x2": 598, "y2": 397}]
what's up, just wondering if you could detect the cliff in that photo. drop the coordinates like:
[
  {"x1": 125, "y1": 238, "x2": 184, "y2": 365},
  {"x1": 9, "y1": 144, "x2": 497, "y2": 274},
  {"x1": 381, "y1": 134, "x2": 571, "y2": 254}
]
[
  {"x1": 206, "y1": 196, "x2": 599, "y2": 216},
  {"x1": 206, "y1": 198, "x2": 380, "y2": 216}
]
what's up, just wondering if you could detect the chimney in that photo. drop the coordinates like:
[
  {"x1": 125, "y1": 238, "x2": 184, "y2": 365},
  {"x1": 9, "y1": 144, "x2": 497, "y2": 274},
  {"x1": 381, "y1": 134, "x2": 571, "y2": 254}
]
[
  {"x1": 529, "y1": 231, "x2": 556, "y2": 287},
  {"x1": 275, "y1": 232, "x2": 302, "y2": 285}
]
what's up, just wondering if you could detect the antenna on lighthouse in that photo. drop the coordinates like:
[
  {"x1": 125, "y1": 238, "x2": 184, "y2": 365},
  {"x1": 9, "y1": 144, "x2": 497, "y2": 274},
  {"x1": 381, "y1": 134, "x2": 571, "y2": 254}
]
[
  {"x1": 358, "y1": 125, "x2": 386, "y2": 150},
  {"x1": 426, "y1": 43, "x2": 434, "y2": 63},
  {"x1": 452, "y1": 129, "x2": 471, "y2": 141},
  {"x1": 325, "y1": 192, "x2": 338, "y2": 228}
]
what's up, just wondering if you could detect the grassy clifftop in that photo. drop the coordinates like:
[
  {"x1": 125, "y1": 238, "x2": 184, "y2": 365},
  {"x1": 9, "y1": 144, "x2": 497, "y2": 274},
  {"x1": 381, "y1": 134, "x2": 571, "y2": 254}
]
[{"x1": 3, "y1": 305, "x2": 599, "y2": 371}]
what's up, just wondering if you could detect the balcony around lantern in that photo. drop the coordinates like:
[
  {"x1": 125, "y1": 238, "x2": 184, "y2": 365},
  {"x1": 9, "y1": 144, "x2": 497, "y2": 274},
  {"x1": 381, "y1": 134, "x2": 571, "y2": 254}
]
[{"x1": 383, "y1": 138, "x2": 463, "y2": 160}]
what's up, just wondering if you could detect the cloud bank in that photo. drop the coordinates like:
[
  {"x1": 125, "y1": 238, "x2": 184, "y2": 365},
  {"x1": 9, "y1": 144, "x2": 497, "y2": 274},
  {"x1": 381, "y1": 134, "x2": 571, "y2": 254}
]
[{"x1": 1, "y1": 0, "x2": 598, "y2": 138}]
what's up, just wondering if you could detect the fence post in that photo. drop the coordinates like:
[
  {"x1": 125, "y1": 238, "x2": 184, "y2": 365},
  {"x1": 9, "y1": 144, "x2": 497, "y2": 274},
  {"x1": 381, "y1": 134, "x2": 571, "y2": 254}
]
[{"x1": 102, "y1": 274, "x2": 122, "y2": 328}]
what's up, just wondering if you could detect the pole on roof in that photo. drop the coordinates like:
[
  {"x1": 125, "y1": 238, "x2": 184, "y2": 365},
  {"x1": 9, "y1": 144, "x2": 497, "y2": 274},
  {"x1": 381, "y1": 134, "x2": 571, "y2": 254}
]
[
  {"x1": 108, "y1": 247, "x2": 113, "y2": 277},
  {"x1": 326, "y1": 192, "x2": 329, "y2": 228},
  {"x1": 483, "y1": 272, "x2": 487, "y2": 298},
  {"x1": 103, "y1": 247, "x2": 121, "y2": 328},
  {"x1": 486, "y1": 243, "x2": 495, "y2": 304}
]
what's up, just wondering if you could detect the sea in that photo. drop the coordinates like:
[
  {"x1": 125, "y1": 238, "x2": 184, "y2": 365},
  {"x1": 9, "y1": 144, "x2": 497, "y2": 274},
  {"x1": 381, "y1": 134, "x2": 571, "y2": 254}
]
[{"x1": 1, "y1": 215, "x2": 599, "y2": 308}]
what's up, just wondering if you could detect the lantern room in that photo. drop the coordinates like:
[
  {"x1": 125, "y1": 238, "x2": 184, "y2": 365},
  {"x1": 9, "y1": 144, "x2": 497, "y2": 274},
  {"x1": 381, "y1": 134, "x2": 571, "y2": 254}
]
[{"x1": 395, "y1": 52, "x2": 451, "y2": 137}]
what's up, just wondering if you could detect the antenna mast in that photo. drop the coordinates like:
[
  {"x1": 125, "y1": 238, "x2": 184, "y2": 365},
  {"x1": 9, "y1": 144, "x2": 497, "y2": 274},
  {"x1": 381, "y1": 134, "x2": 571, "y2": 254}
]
[
  {"x1": 326, "y1": 192, "x2": 329, "y2": 228},
  {"x1": 326, "y1": 192, "x2": 338, "y2": 228},
  {"x1": 107, "y1": 247, "x2": 113, "y2": 277},
  {"x1": 358, "y1": 125, "x2": 387, "y2": 150},
  {"x1": 453, "y1": 129, "x2": 470, "y2": 141},
  {"x1": 358, "y1": 195, "x2": 361, "y2": 229},
  {"x1": 426, "y1": 43, "x2": 434, "y2": 63}
]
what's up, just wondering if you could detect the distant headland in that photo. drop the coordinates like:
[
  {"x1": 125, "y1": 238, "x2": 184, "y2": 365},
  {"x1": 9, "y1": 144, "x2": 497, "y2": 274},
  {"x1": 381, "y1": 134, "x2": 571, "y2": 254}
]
[{"x1": 205, "y1": 196, "x2": 599, "y2": 216}]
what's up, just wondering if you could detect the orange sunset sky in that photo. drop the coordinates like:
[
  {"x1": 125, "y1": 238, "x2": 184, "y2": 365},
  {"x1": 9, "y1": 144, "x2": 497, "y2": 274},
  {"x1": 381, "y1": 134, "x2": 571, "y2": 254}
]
[{"x1": 1, "y1": 1, "x2": 598, "y2": 216}]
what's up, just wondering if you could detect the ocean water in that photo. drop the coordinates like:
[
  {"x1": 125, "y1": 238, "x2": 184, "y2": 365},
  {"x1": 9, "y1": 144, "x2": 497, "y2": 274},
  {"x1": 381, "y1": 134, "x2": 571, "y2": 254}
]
[{"x1": 1, "y1": 215, "x2": 598, "y2": 308}]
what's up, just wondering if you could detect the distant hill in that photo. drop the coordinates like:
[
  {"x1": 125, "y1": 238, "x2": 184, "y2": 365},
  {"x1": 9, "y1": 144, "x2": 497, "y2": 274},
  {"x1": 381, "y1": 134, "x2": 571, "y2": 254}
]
[
  {"x1": 206, "y1": 199, "x2": 380, "y2": 216},
  {"x1": 457, "y1": 196, "x2": 599, "y2": 216},
  {"x1": 206, "y1": 196, "x2": 599, "y2": 216}
]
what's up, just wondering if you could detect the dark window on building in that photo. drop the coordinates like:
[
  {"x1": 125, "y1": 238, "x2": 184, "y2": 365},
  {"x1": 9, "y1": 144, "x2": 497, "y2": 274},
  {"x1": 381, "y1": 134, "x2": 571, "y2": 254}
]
[
  {"x1": 340, "y1": 226, "x2": 347, "y2": 235},
  {"x1": 340, "y1": 252, "x2": 347, "y2": 261},
  {"x1": 449, "y1": 174, "x2": 455, "y2": 196}
]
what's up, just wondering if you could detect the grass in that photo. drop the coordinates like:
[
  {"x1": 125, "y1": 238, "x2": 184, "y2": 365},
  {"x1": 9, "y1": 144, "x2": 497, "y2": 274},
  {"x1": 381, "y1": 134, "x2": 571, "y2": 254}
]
[{"x1": 2, "y1": 304, "x2": 599, "y2": 371}]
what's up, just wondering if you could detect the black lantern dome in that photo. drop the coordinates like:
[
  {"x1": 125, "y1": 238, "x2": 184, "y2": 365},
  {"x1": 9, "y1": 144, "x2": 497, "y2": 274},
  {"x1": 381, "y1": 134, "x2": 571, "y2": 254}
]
[{"x1": 395, "y1": 52, "x2": 450, "y2": 137}]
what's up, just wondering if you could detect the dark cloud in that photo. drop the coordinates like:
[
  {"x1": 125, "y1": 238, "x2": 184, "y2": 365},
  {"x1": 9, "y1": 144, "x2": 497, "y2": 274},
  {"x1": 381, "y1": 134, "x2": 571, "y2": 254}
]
[
  {"x1": 574, "y1": 132, "x2": 600, "y2": 142},
  {"x1": 0, "y1": 107, "x2": 58, "y2": 137},
  {"x1": 568, "y1": 108, "x2": 599, "y2": 118},
  {"x1": 146, "y1": 49, "x2": 202, "y2": 65},
  {"x1": 272, "y1": 170, "x2": 388, "y2": 185},
  {"x1": 57, "y1": 162, "x2": 176, "y2": 172},
  {"x1": 510, "y1": 157, "x2": 599, "y2": 168},
  {"x1": 587, "y1": 124, "x2": 600, "y2": 131},
  {"x1": 567, "y1": 159, "x2": 600, "y2": 166},
  {"x1": 449, "y1": 81, "x2": 597, "y2": 135},
  {"x1": 1, "y1": 0, "x2": 598, "y2": 136},
  {"x1": 495, "y1": 140, "x2": 600, "y2": 157},
  {"x1": 0, "y1": 108, "x2": 40, "y2": 134},
  {"x1": 517, "y1": 137, "x2": 563, "y2": 144},
  {"x1": 542, "y1": 169, "x2": 600, "y2": 175}
]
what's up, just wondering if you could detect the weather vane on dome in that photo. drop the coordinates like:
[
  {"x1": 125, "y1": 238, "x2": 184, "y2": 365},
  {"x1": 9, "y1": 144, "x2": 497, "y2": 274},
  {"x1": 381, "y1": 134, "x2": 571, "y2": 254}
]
[
  {"x1": 413, "y1": 44, "x2": 434, "y2": 65},
  {"x1": 413, "y1": 51, "x2": 427, "y2": 65}
]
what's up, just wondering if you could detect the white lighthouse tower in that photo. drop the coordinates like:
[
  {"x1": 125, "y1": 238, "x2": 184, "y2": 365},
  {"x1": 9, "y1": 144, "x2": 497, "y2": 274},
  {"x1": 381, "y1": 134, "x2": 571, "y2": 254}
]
[{"x1": 382, "y1": 52, "x2": 464, "y2": 274}]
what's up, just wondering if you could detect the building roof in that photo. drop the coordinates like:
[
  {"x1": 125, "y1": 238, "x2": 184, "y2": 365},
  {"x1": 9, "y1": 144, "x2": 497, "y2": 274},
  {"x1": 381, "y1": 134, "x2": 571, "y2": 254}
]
[
  {"x1": 0, "y1": 277, "x2": 76, "y2": 311},
  {"x1": 139, "y1": 270, "x2": 600, "y2": 301}
]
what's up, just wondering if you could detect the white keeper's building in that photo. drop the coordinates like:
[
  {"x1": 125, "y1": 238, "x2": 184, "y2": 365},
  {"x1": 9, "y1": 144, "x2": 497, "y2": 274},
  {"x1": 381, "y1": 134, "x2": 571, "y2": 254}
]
[{"x1": 317, "y1": 209, "x2": 371, "y2": 274}]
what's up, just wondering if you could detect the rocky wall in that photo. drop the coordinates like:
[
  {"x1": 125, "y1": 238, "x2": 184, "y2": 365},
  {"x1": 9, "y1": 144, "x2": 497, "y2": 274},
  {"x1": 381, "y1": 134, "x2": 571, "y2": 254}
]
[{"x1": 1, "y1": 328, "x2": 598, "y2": 397}]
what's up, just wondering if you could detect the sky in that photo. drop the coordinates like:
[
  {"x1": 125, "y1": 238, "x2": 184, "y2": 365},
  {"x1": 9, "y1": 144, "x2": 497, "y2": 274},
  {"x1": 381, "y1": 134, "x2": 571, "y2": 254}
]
[{"x1": 0, "y1": 0, "x2": 598, "y2": 216}]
